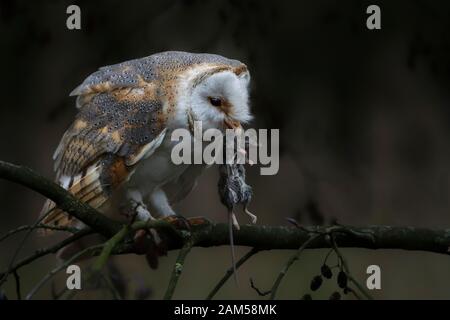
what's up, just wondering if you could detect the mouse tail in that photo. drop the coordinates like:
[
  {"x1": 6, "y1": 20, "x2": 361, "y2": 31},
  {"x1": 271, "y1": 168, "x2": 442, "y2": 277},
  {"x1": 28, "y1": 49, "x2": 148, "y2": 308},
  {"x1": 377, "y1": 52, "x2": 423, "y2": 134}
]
[{"x1": 229, "y1": 211, "x2": 240, "y2": 286}]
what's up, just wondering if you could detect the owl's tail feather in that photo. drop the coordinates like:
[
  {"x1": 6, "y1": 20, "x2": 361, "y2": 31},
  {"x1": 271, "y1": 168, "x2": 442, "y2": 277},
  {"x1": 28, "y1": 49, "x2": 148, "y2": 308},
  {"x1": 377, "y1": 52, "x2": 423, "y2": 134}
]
[{"x1": 39, "y1": 164, "x2": 108, "y2": 235}]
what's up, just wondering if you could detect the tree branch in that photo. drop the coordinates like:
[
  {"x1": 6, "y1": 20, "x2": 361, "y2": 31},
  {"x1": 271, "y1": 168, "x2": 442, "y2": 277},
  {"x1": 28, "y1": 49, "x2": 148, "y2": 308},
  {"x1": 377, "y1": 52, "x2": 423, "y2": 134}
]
[
  {"x1": 92, "y1": 226, "x2": 129, "y2": 273},
  {"x1": 13, "y1": 271, "x2": 21, "y2": 300},
  {"x1": 2, "y1": 159, "x2": 450, "y2": 299},
  {"x1": 163, "y1": 238, "x2": 194, "y2": 300},
  {"x1": 1, "y1": 160, "x2": 450, "y2": 255},
  {"x1": 185, "y1": 223, "x2": 450, "y2": 255},
  {"x1": 0, "y1": 160, "x2": 120, "y2": 237},
  {"x1": 330, "y1": 234, "x2": 373, "y2": 300},
  {"x1": 207, "y1": 247, "x2": 259, "y2": 300},
  {"x1": 269, "y1": 233, "x2": 322, "y2": 300}
]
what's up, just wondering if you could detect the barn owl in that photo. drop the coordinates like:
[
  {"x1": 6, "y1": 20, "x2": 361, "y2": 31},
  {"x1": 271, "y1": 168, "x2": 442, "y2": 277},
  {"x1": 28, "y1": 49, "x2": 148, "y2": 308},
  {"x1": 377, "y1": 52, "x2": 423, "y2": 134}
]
[{"x1": 40, "y1": 51, "x2": 253, "y2": 235}]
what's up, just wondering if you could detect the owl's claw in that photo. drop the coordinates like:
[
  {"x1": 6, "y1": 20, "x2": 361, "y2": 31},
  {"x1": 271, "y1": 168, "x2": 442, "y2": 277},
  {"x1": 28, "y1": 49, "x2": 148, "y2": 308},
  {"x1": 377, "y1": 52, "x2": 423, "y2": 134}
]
[
  {"x1": 161, "y1": 215, "x2": 190, "y2": 230},
  {"x1": 148, "y1": 228, "x2": 162, "y2": 245},
  {"x1": 134, "y1": 215, "x2": 192, "y2": 270},
  {"x1": 133, "y1": 228, "x2": 162, "y2": 251},
  {"x1": 133, "y1": 227, "x2": 167, "y2": 270}
]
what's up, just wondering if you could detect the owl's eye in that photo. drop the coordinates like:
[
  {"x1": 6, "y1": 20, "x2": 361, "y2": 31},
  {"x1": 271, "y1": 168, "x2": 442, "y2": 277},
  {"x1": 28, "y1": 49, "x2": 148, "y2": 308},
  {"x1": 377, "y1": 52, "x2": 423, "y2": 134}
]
[{"x1": 209, "y1": 97, "x2": 223, "y2": 107}]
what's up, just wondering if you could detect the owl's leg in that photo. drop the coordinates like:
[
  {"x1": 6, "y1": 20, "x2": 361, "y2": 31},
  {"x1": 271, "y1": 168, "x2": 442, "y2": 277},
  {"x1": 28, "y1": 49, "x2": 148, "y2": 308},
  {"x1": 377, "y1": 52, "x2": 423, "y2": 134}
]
[
  {"x1": 121, "y1": 189, "x2": 165, "y2": 264},
  {"x1": 147, "y1": 187, "x2": 191, "y2": 229},
  {"x1": 147, "y1": 187, "x2": 176, "y2": 217},
  {"x1": 129, "y1": 188, "x2": 185, "y2": 269},
  {"x1": 121, "y1": 189, "x2": 155, "y2": 222}
]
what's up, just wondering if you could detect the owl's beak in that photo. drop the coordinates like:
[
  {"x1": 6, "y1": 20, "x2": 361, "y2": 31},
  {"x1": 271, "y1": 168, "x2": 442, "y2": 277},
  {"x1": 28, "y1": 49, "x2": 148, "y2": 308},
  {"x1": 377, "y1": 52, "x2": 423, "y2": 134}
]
[{"x1": 224, "y1": 118, "x2": 242, "y2": 130}]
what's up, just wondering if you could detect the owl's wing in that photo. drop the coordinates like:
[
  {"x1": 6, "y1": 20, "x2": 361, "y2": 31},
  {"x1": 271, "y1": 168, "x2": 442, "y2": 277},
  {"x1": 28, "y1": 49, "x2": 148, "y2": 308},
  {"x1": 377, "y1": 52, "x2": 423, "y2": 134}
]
[
  {"x1": 41, "y1": 74, "x2": 167, "y2": 229},
  {"x1": 70, "y1": 60, "x2": 144, "y2": 98},
  {"x1": 69, "y1": 58, "x2": 158, "y2": 108}
]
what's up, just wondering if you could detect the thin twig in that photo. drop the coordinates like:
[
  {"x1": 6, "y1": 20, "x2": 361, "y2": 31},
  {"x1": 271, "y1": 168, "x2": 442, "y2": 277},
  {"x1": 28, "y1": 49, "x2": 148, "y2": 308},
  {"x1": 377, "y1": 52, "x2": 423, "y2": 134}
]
[
  {"x1": 270, "y1": 233, "x2": 322, "y2": 300},
  {"x1": 0, "y1": 211, "x2": 50, "y2": 287},
  {"x1": 330, "y1": 235, "x2": 374, "y2": 300},
  {"x1": 92, "y1": 226, "x2": 129, "y2": 273},
  {"x1": 323, "y1": 248, "x2": 334, "y2": 265},
  {"x1": 0, "y1": 224, "x2": 77, "y2": 243},
  {"x1": 206, "y1": 247, "x2": 259, "y2": 300},
  {"x1": 26, "y1": 244, "x2": 103, "y2": 300},
  {"x1": 346, "y1": 286, "x2": 362, "y2": 300},
  {"x1": 51, "y1": 281, "x2": 69, "y2": 300},
  {"x1": 13, "y1": 271, "x2": 21, "y2": 300},
  {"x1": 250, "y1": 277, "x2": 271, "y2": 296},
  {"x1": 0, "y1": 228, "x2": 93, "y2": 282},
  {"x1": 83, "y1": 226, "x2": 130, "y2": 300},
  {"x1": 163, "y1": 239, "x2": 194, "y2": 300}
]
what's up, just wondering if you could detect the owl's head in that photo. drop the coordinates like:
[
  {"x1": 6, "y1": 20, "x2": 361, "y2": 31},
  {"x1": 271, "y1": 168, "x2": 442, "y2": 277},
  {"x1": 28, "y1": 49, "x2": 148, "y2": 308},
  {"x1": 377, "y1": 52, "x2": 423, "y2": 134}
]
[{"x1": 177, "y1": 61, "x2": 252, "y2": 131}]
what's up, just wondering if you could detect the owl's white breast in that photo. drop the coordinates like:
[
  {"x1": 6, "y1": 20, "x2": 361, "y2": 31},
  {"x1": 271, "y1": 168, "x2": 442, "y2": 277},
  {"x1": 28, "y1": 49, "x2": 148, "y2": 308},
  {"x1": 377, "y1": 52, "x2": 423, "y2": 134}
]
[{"x1": 126, "y1": 133, "x2": 189, "y2": 196}]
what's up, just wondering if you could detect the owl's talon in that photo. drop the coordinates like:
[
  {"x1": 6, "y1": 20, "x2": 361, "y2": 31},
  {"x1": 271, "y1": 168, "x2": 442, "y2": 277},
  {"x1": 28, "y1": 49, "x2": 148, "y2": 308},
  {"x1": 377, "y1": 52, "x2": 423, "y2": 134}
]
[
  {"x1": 133, "y1": 229, "x2": 167, "y2": 269},
  {"x1": 133, "y1": 229, "x2": 147, "y2": 243},
  {"x1": 148, "y1": 228, "x2": 162, "y2": 246},
  {"x1": 133, "y1": 229, "x2": 151, "y2": 254},
  {"x1": 161, "y1": 215, "x2": 190, "y2": 230}
]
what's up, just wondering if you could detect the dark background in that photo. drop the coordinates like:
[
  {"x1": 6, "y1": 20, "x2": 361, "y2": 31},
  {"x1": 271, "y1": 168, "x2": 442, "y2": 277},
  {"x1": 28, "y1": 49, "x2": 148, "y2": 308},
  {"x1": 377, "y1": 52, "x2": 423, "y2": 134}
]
[{"x1": 1, "y1": 0, "x2": 450, "y2": 299}]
